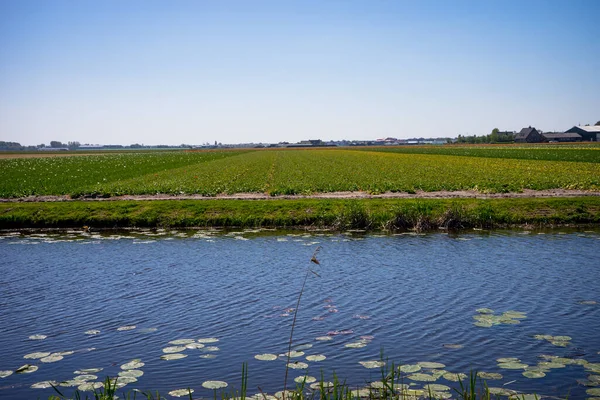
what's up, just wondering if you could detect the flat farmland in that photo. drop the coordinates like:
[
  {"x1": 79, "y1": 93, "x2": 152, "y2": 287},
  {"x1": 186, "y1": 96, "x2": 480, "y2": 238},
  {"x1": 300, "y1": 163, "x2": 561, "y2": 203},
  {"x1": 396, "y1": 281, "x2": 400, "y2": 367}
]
[{"x1": 1, "y1": 146, "x2": 600, "y2": 198}]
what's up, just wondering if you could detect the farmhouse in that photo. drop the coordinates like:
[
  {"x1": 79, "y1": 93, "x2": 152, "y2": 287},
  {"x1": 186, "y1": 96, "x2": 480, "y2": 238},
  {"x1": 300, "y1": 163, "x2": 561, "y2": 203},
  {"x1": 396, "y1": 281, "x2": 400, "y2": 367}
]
[
  {"x1": 565, "y1": 125, "x2": 600, "y2": 141},
  {"x1": 515, "y1": 127, "x2": 544, "y2": 143},
  {"x1": 541, "y1": 132, "x2": 582, "y2": 142}
]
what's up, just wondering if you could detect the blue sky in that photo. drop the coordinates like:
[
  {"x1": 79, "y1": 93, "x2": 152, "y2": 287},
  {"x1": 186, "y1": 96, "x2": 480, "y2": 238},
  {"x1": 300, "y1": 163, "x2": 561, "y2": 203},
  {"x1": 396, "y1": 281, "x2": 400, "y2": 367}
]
[{"x1": 1, "y1": 0, "x2": 599, "y2": 146}]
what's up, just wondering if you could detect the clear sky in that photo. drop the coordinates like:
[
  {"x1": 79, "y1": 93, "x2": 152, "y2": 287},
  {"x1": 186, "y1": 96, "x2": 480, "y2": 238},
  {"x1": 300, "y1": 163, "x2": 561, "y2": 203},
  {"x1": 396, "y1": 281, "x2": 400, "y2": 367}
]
[{"x1": 1, "y1": 0, "x2": 599, "y2": 146}]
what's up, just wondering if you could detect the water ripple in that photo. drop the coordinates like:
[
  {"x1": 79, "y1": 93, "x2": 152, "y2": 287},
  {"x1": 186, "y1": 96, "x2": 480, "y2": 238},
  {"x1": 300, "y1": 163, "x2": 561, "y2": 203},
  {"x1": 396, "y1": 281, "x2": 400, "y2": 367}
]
[{"x1": 0, "y1": 231, "x2": 599, "y2": 399}]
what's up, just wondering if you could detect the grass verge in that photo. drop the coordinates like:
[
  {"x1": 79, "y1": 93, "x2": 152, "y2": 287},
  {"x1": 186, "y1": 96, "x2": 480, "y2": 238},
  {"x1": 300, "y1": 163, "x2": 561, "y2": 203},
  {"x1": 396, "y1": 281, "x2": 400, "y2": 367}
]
[{"x1": 0, "y1": 197, "x2": 599, "y2": 231}]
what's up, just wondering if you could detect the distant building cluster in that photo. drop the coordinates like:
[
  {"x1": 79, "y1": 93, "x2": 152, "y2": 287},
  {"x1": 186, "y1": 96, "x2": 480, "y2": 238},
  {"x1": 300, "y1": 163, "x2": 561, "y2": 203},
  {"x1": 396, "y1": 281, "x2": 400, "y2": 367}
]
[
  {"x1": 514, "y1": 125, "x2": 600, "y2": 143},
  {"x1": 1, "y1": 122, "x2": 598, "y2": 152}
]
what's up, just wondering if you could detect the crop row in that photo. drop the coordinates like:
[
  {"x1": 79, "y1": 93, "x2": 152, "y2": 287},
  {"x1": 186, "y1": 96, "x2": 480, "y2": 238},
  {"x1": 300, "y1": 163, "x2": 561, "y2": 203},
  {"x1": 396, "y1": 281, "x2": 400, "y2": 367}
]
[
  {"x1": 359, "y1": 144, "x2": 600, "y2": 163},
  {"x1": 2, "y1": 148, "x2": 598, "y2": 198}
]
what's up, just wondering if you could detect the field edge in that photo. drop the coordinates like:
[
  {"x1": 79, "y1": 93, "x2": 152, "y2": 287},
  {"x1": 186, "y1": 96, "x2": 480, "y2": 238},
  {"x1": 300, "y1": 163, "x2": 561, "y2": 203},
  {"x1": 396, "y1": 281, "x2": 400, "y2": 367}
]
[{"x1": 1, "y1": 197, "x2": 599, "y2": 231}]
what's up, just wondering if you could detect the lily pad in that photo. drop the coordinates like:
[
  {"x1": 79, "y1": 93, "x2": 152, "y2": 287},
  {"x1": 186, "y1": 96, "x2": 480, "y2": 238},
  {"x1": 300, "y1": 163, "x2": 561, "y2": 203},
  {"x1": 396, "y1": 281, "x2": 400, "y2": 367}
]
[
  {"x1": 423, "y1": 384, "x2": 451, "y2": 391},
  {"x1": 359, "y1": 360, "x2": 385, "y2": 369},
  {"x1": 169, "y1": 339, "x2": 196, "y2": 345},
  {"x1": 116, "y1": 325, "x2": 136, "y2": 331},
  {"x1": 476, "y1": 308, "x2": 494, "y2": 314},
  {"x1": 161, "y1": 353, "x2": 187, "y2": 360},
  {"x1": 473, "y1": 321, "x2": 493, "y2": 328},
  {"x1": 429, "y1": 391, "x2": 452, "y2": 399},
  {"x1": 162, "y1": 346, "x2": 186, "y2": 353},
  {"x1": 523, "y1": 370, "x2": 546, "y2": 378},
  {"x1": 496, "y1": 357, "x2": 520, "y2": 363},
  {"x1": 315, "y1": 336, "x2": 332, "y2": 341},
  {"x1": 29, "y1": 334, "x2": 47, "y2": 340},
  {"x1": 24, "y1": 352, "x2": 51, "y2": 359},
  {"x1": 306, "y1": 355, "x2": 326, "y2": 362},
  {"x1": 55, "y1": 351, "x2": 74, "y2": 356},
  {"x1": 588, "y1": 388, "x2": 600, "y2": 396},
  {"x1": 78, "y1": 382, "x2": 104, "y2": 391},
  {"x1": 169, "y1": 389, "x2": 194, "y2": 397},
  {"x1": 310, "y1": 382, "x2": 334, "y2": 390},
  {"x1": 502, "y1": 311, "x2": 527, "y2": 319},
  {"x1": 407, "y1": 373, "x2": 436, "y2": 382},
  {"x1": 202, "y1": 380, "x2": 228, "y2": 389},
  {"x1": 553, "y1": 335, "x2": 572, "y2": 341},
  {"x1": 84, "y1": 330, "x2": 100, "y2": 335},
  {"x1": 204, "y1": 346, "x2": 220, "y2": 352},
  {"x1": 197, "y1": 337, "x2": 219, "y2": 343},
  {"x1": 287, "y1": 362, "x2": 309, "y2": 369},
  {"x1": 0, "y1": 370, "x2": 13, "y2": 378},
  {"x1": 31, "y1": 381, "x2": 58, "y2": 389},
  {"x1": 121, "y1": 360, "x2": 145, "y2": 369},
  {"x1": 59, "y1": 380, "x2": 83, "y2": 387},
  {"x1": 282, "y1": 350, "x2": 304, "y2": 358},
  {"x1": 344, "y1": 341, "x2": 367, "y2": 348},
  {"x1": 477, "y1": 372, "x2": 503, "y2": 380},
  {"x1": 537, "y1": 361, "x2": 565, "y2": 369},
  {"x1": 399, "y1": 364, "x2": 421, "y2": 373},
  {"x1": 418, "y1": 361, "x2": 446, "y2": 369},
  {"x1": 549, "y1": 340, "x2": 569, "y2": 347},
  {"x1": 118, "y1": 369, "x2": 144, "y2": 378},
  {"x1": 350, "y1": 388, "x2": 373, "y2": 397},
  {"x1": 488, "y1": 387, "x2": 518, "y2": 396},
  {"x1": 185, "y1": 343, "x2": 205, "y2": 349},
  {"x1": 73, "y1": 374, "x2": 98, "y2": 381},
  {"x1": 498, "y1": 362, "x2": 528, "y2": 370},
  {"x1": 40, "y1": 354, "x2": 63, "y2": 363},
  {"x1": 255, "y1": 354, "x2": 278, "y2": 361},
  {"x1": 200, "y1": 354, "x2": 217, "y2": 359},
  {"x1": 294, "y1": 376, "x2": 317, "y2": 384},
  {"x1": 442, "y1": 372, "x2": 467, "y2": 382},
  {"x1": 74, "y1": 368, "x2": 103, "y2": 374},
  {"x1": 116, "y1": 376, "x2": 137, "y2": 384}
]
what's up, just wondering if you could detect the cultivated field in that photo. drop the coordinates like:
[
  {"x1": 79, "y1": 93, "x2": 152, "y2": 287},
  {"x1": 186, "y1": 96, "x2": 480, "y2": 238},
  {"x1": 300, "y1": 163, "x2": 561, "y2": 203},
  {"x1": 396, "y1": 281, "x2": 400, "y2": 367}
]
[{"x1": 1, "y1": 145, "x2": 600, "y2": 198}]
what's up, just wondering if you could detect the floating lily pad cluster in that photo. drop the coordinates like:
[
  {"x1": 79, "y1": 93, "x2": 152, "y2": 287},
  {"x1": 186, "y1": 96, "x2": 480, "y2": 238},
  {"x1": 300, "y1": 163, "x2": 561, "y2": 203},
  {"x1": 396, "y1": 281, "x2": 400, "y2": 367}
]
[
  {"x1": 254, "y1": 344, "x2": 327, "y2": 374},
  {"x1": 533, "y1": 334, "x2": 572, "y2": 347},
  {"x1": 577, "y1": 360, "x2": 600, "y2": 393},
  {"x1": 5, "y1": 343, "x2": 78, "y2": 386},
  {"x1": 472, "y1": 308, "x2": 527, "y2": 327},
  {"x1": 494, "y1": 356, "x2": 576, "y2": 380},
  {"x1": 161, "y1": 337, "x2": 219, "y2": 360},
  {"x1": 364, "y1": 362, "x2": 466, "y2": 399}
]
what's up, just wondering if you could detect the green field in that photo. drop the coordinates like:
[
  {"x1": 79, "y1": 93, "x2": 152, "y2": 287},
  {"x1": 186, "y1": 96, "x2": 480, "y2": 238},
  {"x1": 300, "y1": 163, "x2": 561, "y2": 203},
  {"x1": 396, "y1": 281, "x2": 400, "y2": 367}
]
[
  {"x1": 1, "y1": 145, "x2": 600, "y2": 198},
  {"x1": 360, "y1": 143, "x2": 600, "y2": 163}
]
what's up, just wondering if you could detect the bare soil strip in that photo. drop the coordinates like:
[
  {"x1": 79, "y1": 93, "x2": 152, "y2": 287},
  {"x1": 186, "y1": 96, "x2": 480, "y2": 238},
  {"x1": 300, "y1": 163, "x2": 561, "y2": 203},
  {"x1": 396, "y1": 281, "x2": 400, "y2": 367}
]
[{"x1": 2, "y1": 189, "x2": 599, "y2": 203}]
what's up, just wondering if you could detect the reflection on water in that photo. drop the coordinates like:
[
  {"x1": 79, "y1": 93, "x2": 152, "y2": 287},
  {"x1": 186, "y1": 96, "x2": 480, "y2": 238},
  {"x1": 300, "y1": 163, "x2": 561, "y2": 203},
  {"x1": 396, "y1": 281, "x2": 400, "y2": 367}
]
[{"x1": 0, "y1": 229, "x2": 599, "y2": 399}]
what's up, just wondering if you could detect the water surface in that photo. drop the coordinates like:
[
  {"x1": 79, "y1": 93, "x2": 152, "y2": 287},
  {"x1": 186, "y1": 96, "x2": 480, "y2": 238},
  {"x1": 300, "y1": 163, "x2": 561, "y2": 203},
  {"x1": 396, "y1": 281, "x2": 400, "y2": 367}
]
[{"x1": 0, "y1": 229, "x2": 599, "y2": 398}]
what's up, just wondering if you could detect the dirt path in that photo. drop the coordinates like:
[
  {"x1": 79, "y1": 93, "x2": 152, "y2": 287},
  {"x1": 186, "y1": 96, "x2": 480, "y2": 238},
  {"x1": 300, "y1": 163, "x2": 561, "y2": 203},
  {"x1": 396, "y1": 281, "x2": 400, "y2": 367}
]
[{"x1": 2, "y1": 189, "x2": 599, "y2": 202}]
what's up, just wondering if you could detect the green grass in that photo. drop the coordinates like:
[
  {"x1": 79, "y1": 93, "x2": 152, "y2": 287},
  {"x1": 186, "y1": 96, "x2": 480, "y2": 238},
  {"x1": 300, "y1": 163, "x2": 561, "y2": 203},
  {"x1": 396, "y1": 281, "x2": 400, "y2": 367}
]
[
  {"x1": 2, "y1": 146, "x2": 600, "y2": 198},
  {"x1": 1, "y1": 197, "x2": 599, "y2": 230}
]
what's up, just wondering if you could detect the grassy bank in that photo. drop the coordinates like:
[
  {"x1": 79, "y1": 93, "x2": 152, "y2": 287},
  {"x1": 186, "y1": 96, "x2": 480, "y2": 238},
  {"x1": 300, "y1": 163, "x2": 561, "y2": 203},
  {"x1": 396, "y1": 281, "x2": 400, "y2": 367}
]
[{"x1": 1, "y1": 197, "x2": 599, "y2": 231}]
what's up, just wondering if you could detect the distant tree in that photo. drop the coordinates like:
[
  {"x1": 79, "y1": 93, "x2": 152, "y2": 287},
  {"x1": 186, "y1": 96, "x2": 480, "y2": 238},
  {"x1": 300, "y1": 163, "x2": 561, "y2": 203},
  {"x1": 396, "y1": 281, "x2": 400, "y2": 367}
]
[
  {"x1": 0, "y1": 141, "x2": 24, "y2": 150},
  {"x1": 596, "y1": 121, "x2": 600, "y2": 126},
  {"x1": 50, "y1": 141, "x2": 64, "y2": 148},
  {"x1": 68, "y1": 141, "x2": 80, "y2": 150},
  {"x1": 490, "y1": 128, "x2": 499, "y2": 143}
]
